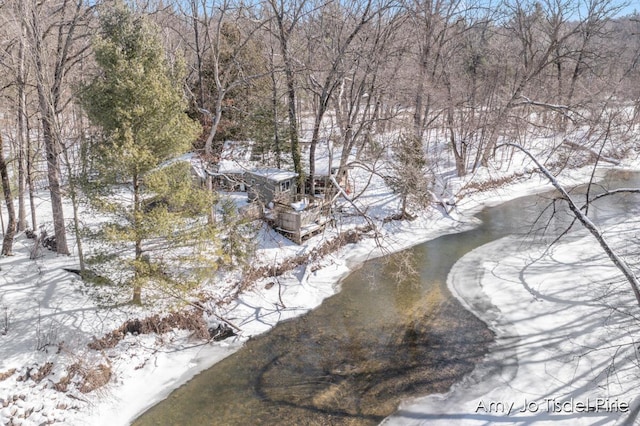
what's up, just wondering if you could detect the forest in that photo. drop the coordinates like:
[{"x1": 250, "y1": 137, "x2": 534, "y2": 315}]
[
  {"x1": 1, "y1": 0, "x2": 640, "y2": 424},
  {"x1": 0, "y1": 0, "x2": 638, "y2": 261},
  {"x1": 0, "y1": 0, "x2": 637, "y2": 308}
]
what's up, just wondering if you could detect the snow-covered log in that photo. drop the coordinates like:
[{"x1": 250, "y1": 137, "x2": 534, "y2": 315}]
[{"x1": 562, "y1": 139, "x2": 621, "y2": 165}]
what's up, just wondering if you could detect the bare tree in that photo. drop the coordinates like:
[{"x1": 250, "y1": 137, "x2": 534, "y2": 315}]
[
  {"x1": 23, "y1": 0, "x2": 93, "y2": 255},
  {"x1": 22, "y1": 0, "x2": 87, "y2": 254},
  {"x1": 172, "y1": 0, "x2": 270, "y2": 221},
  {"x1": 266, "y1": 0, "x2": 309, "y2": 190},
  {"x1": 563, "y1": 0, "x2": 626, "y2": 109},
  {"x1": 405, "y1": 0, "x2": 464, "y2": 142},
  {"x1": 0, "y1": 133, "x2": 16, "y2": 256},
  {"x1": 439, "y1": 8, "x2": 494, "y2": 177},
  {"x1": 0, "y1": 0, "x2": 37, "y2": 233},
  {"x1": 14, "y1": 8, "x2": 28, "y2": 232},
  {"x1": 303, "y1": 0, "x2": 394, "y2": 195},
  {"x1": 330, "y1": 7, "x2": 406, "y2": 183},
  {"x1": 172, "y1": 0, "x2": 270, "y2": 157}
]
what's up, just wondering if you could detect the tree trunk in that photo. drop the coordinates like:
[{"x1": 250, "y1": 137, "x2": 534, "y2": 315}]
[
  {"x1": 30, "y1": 2, "x2": 70, "y2": 255},
  {"x1": 26, "y1": 127, "x2": 37, "y2": 232},
  {"x1": 267, "y1": 0, "x2": 304, "y2": 190},
  {"x1": 190, "y1": 0, "x2": 205, "y2": 108},
  {"x1": 132, "y1": 175, "x2": 143, "y2": 305},
  {"x1": 271, "y1": 63, "x2": 281, "y2": 168},
  {"x1": 69, "y1": 182, "x2": 84, "y2": 271},
  {"x1": 0, "y1": 199, "x2": 4, "y2": 235},
  {"x1": 413, "y1": 56, "x2": 427, "y2": 140},
  {"x1": 284, "y1": 53, "x2": 303, "y2": 190},
  {"x1": 17, "y1": 116, "x2": 27, "y2": 232},
  {"x1": 133, "y1": 235, "x2": 143, "y2": 305},
  {"x1": 275, "y1": 16, "x2": 302, "y2": 189},
  {"x1": 62, "y1": 110, "x2": 85, "y2": 271},
  {"x1": 202, "y1": 95, "x2": 223, "y2": 225},
  {"x1": 17, "y1": 29, "x2": 28, "y2": 232},
  {"x1": 446, "y1": 103, "x2": 466, "y2": 177},
  {"x1": 309, "y1": 112, "x2": 323, "y2": 196},
  {"x1": 0, "y1": 134, "x2": 16, "y2": 256},
  {"x1": 37, "y1": 98, "x2": 70, "y2": 255},
  {"x1": 203, "y1": 91, "x2": 224, "y2": 158}
]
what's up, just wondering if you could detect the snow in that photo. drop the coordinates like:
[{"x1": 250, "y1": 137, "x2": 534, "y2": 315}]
[
  {"x1": 290, "y1": 199, "x2": 308, "y2": 211},
  {"x1": 384, "y1": 226, "x2": 640, "y2": 425},
  {"x1": 246, "y1": 168, "x2": 298, "y2": 182},
  {"x1": 310, "y1": 147, "x2": 348, "y2": 176},
  {"x1": 215, "y1": 159, "x2": 248, "y2": 175},
  {"x1": 159, "y1": 152, "x2": 207, "y2": 179},
  {"x1": 379, "y1": 162, "x2": 640, "y2": 425},
  {"x1": 2, "y1": 144, "x2": 640, "y2": 425}
]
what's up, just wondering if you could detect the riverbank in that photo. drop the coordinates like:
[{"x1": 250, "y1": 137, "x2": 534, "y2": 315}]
[
  {"x1": 117, "y1": 163, "x2": 640, "y2": 425},
  {"x1": 1, "y1": 156, "x2": 639, "y2": 425}
]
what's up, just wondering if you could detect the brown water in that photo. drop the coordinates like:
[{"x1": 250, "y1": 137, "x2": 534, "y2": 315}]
[{"x1": 134, "y1": 170, "x2": 640, "y2": 426}]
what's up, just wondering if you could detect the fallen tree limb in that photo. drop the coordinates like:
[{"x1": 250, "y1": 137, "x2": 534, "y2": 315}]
[{"x1": 562, "y1": 139, "x2": 620, "y2": 165}]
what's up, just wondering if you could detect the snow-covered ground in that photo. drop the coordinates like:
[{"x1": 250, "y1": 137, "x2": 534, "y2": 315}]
[{"x1": 2, "y1": 148, "x2": 640, "y2": 425}]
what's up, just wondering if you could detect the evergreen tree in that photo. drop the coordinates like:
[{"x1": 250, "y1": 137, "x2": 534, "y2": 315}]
[
  {"x1": 195, "y1": 20, "x2": 271, "y2": 150},
  {"x1": 385, "y1": 134, "x2": 433, "y2": 219},
  {"x1": 81, "y1": 1, "x2": 217, "y2": 305}
]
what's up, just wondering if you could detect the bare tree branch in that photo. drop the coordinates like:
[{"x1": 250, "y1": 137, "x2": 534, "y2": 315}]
[{"x1": 497, "y1": 142, "x2": 640, "y2": 308}]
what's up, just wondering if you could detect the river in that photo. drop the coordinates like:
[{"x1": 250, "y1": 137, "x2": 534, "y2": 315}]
[{"x1": 134, "y1": 169, "x2": 640, "y2": 426}]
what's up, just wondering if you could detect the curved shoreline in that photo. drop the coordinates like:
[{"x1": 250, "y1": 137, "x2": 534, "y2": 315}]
[{"x1": 383, "y1": 223, "x2": 640, "y2": 424}]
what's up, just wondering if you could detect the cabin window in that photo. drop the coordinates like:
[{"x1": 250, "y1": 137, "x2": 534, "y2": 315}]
[{"x1": 280, "y1": 180, "x2": 291, "y2": 192}]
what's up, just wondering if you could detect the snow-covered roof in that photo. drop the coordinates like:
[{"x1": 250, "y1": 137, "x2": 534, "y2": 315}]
[
  {"x1": 222, "y1": 140, "x2": 253, "y2": 162},
  {"x1": 158, "y1": 152, "x2": 195, "y2": 168},
  {"x1": 247, "y1": 168, "x2": 298, "y2": 182},
  {"x1": 216, "y1": 159, "x2": 248, "y2": 175},
  {"x1": 304, "y1": 144, "x2": 355, "y2": 176},
  {"x1": 312, "y1": 156, "x2": 342, "y2": 176},
  {"x1": 211, "y1": 141, "x2": 255, "y2": 175}
]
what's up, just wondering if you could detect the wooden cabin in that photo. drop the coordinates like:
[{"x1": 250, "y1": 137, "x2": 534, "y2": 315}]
[
  {"x1": 210, "y1": 161, "x2": 247, "y2": 191},
  {"x1": 308, "y1": 166, "x2": 351, "y2": 198},
  {"x1": 241, "y1": 167, "x2": 335, "y2": 244},
  {"x1": 306, "y1": 152, "x2": 352, "y2": 198},
  {"x1": 245, "y1": 168, "x2": 298, "y2": 206}
]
